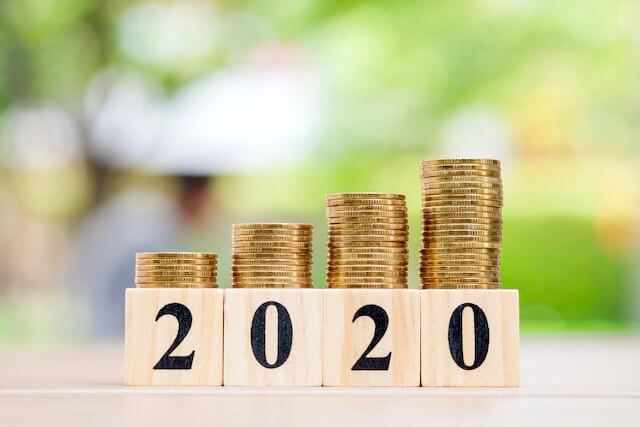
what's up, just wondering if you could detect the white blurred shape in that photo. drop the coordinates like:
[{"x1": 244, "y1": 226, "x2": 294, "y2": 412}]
[
  {"x1": 84, "y1": 70, "x2": 163, "y2": 168},
  {"x1": 151, "y1": 62, "x2": 322, "y2": 174},
  {"x1": 84, "y1": 55, "x2": 323, "y2": 174},
  {"x1": 439, "y1": 107, "x2": 513, "y2": 164},
  {"x1": 117, "y1": 1, "x2": 217, "y2": 69},
  {"x1": 0, "y1": 106, "x2": 81, "y2": 170}
]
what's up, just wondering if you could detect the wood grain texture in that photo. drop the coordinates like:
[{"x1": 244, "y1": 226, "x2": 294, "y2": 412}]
[
  {"x1": 223, "y1": 289, "x2": 323, "y2": 386},
  {"x1": 421, "y1": 289, "x2": 519, "y2": 387},
  {"x1": 323, "y1": 289, "x2": 420, "y2": 387},
  {"x1": 124, "y1": 288, "x2": 223, "y2": 386}
]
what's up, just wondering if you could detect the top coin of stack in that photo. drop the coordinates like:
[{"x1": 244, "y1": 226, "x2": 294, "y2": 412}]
[
  {"x1": 325, "y1": 193, "x2": 409, "y2": 289},
  {"x1": 232, "y1": 223, "x2": 313, "y2": 288},
  {"x1": 420, "y1": 159, "x2": 503, "y2": 289},
  {"x1": 135, "y1": 252, "x2": 218, "y2": 288}
]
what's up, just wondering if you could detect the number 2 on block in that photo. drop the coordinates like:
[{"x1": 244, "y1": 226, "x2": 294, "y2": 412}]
[
  {"x1": 153, "y1": 303, "x2": 195, "y2": 370},
  {"x1": 351, "y1": 304, "x2": 392, "y2": 371}
]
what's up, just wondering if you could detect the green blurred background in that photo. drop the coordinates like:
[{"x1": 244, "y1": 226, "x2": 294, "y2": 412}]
[{"x1": 0, "y1": 0, "x2": 638, "y2": 343}]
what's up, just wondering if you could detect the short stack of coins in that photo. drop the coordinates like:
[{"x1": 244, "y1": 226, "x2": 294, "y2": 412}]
[
  {"x1": 135, "y1": 252, "x2": 218, "y2": 288},
  {"x1": 232, "y1": 223, "x2": 313, "y2": 288},
  {"x1": 326, "y1": 193, "x2": 409, "y2": 288},
  {"x1": 420, "y1": 159, "x2": 503, "y2": 289}
]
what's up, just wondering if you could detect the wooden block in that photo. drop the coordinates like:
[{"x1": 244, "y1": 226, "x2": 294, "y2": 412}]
[
  {"x1": 421, "y1": 289, "x2": 519, "y2": 387},
  {"x1": 124, "y1": 288, "x2": 224, "y2": 386},
  {"x1": 323, "y1": 289, "x2": 420, "y2": 386},
  {"x1": 223, "y1": 289, "x2": 323, "y2": 386}
]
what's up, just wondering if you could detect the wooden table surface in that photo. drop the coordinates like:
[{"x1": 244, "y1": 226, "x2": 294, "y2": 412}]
[{"x1": 1, "y1": 336, "x2": 638, "y2": 426}]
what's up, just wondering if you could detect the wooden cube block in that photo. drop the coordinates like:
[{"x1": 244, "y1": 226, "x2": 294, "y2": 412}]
[
  {"x1": 223, "y1": 289, "x2": 323, "y2": 386},
  {"x1": 323, "y1": 289, "x2": 420, "y2": 386},
  {"x1": 421, "y1": 289, "x2": 519, "y2": 387},
  {"x1": 124, "y1": 288, "x2": 224, "y2": 386}
]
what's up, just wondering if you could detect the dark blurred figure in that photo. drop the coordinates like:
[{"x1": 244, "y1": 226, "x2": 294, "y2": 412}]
[{"x1": 68, "y1": 172, "x2": 213, "y2": 338}]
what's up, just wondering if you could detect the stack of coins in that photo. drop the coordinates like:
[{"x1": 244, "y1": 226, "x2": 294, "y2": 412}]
[
  {"x1": 232, "y1": 223, "x2": 313, "y2": 288},
  {"x1": 135, "y1": 252, "x2": 218, "y2": 288},
  {"x1": 326, "y1": 193, "x2": 409, "y2": 288},
  {"x1": 420, "y1": 159, "x2": 503, "y2": 289}
]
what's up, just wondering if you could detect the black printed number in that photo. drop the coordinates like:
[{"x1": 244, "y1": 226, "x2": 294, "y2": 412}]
[
  {"x1": 448, "y1": 303, "x2": 490, "y2": 370},
  {"x1": 250, "y1": 301, "x2": 293, "y2": 369},
  {"x1": 351, "y1": 304, "x2": 391, "y2": 371},
  {"x1": 153, "y1": 303, "x2": 195, "y2": 370}
]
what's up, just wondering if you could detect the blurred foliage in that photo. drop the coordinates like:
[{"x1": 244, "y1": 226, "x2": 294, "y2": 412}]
[{"x1": 0, "y1": 0, "x2": 637, "y2": 341}]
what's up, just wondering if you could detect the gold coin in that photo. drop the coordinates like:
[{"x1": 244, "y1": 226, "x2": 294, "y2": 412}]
[
  {"x1": 327, "y1": 277, "x2": 408, "y2": 285},
  {"x1": 423, "y1": 204, "x2": 501, "y2": 212},
  {"x1": 329, "y1": 227, "x2": 409, "y2": 235},
  {"x1": 328, "y1": 241, "x2": 407, "y2": 248},
  {"x1": 329, "y1": 258, "x2": 408, "y2": 266},
  {"x1": 422, "y1": 284, "x2": 500, "y2": 290},
  {"x1": 233, "y1": 234, "x2": 312, "y2": 243},
  {"x1": 327, "y1": 264, "x2": 409, "y2": 275},
  {"x1": 424, "y1": 222, "x2": 501, "y2": 231},
  {"x1": 232, "y1": 278, "x2": 312, "y2": 285},
  {"x1": 425, "y1": 231, "x2": 502, "y2": 238},
  {"x1": 329, "y1": 270, "x2": 407, "y2": 278},
  {"x1": 233, "y1": 264, "x2": 310, "y2": 271},
  {"x1": 135, "y1": 272, "x2": 217, "y2": 279},
  {"x1": 420, "y1": 276, "x2": 500, "y2": 286},
  {"x1": 327, "y1": 211, "x2": 408, "y2": 219},
  {"x1": 232, "y1": 244, "x2": 312, "y2": 252},
  {"x1": 136, "y1": 264, "x2": 217, "y2": 271},
  {"x1": 233, "y1": 283, "x2": 312, "y2": 289},
  {"x1": 422, "y1": 199, "x2": 503, "y2": 209},
  {"x1": 421, "y1": 162, "x2": 501, "y2": 171},
  {"x1": 232, "y1": 252, "x2": 311, "y2": 259},
  {"x1": 136, "y1": 252, "x2": 217, "y2": 260},
  {"x1": 421, "y1": 257, "x2": 500, "y2": 266},
  {"x1": 422, "y1": 186, "x2": 502, "y2": 195},
  {"x1": 421, "y1": 168, "x2": 501, "y2": 178},
  {"x1": 328, "y1": 283, "x2": 407, "y2": 289},
  {"x1": 421, "y1": 214, "x2": 502, "y2": 222},
  {"x1": 420, "y1": 266, "x2": 500, "y2": 278},
  {"x1": 233, "y1": 240, "x2": 311, "y2": 247},
  {"x1": 327, "y1": 279, "x2": 407, "y2": 287},
  {"x1": 326, "y1": 198, "x2": 407, "y2": 207},
  {"x1": 421, "y1": 159, "x2": 500, "y2": 166},
  {"x1": 327, "y1": 204, "x2": 407, "y2": 212},
  {"x1": 136, "y1": 258, "x2": 217, "y2": 266},
  {"x1": 422, "y1": 217, "x2": 502, "y2": 225},
  {"x1": 421, "y1": 177, "x2": 502, "y2": 186},
  {"x1": 328, "y1": 216, "x2": 408, "y2": 224},
  {"x1": 422, "y1": 241, "x2": 501, "y2": 250},
  {"x1": 420, "y1": 274, "x2": 500, "y2": 281},
  {"x1": 135, "y1": 274, "x2": 217, "y2": 281},
  {"x1": 329, "y1": 235, "x2": 408, "y2": 244},
  {"x1": 232, "y1": 261, "x2": 312, "y2": 269},
  {"x1": 422, "y1": 238, "x2": 502, "y2": 246},
  {"x1": 233, "y1": 223, "x2": 312, "y2": 230},
  {"x1": 325, "y1": 193, "x2": 405, "y2": 201},
  {"x1": 329, "y1": 248, "x2": 408, "y2": 256},
  {"x1": 422, "y1": 193, "x2": 503, "y2": 201},
  {"x1": 329, "y1": 223, "x2": 409, "y2": 231},
  {"x1": 421, "y1": 165, "x2": 501, "y2": 174},
  {"x1": 136, "y1": 282, "x2": 216, "y2": 289},
  {"x1": 420, "y1": 250, "x2": 500, "y2": 259}
]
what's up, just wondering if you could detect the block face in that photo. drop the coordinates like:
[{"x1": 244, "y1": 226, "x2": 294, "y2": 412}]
[
  {"x1": 323, "y1": 289, "x2": 420, "y2": 387},
  {"x1": 421, "y1": 289, "x2": 520, "y2": 387},
  {"x1": 124, "y1": 288, "x2": 224, "y2": 386},
  {"x1": 223, "y1": 289, "x2": 323, "y2": 386}
]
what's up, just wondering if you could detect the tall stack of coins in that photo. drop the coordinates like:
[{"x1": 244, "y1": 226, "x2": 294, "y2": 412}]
[
  {"x1": 135, "y1": 252, "x2": 218, "y2": 288},
  {"x1": 326, "y1": 193, "x2": 409, "y2": 288},
  {"x1": 232, "y1": 223, "x2": 313, "y2": 288},
  {"x1": 420, "y1": 159, "x2": 503, "y2": 289}
]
